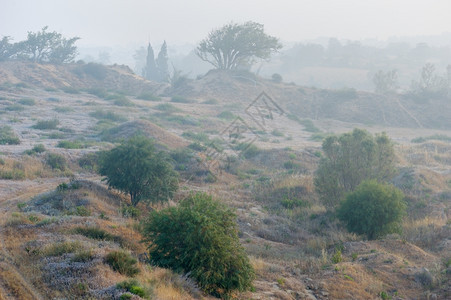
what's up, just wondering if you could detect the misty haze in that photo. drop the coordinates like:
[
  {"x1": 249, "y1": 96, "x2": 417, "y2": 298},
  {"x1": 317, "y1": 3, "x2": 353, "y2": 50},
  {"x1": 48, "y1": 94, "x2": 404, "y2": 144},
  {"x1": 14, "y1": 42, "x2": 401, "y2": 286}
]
[{"x1": 0, "y1": 1, "x2": 450, "y2": 299}]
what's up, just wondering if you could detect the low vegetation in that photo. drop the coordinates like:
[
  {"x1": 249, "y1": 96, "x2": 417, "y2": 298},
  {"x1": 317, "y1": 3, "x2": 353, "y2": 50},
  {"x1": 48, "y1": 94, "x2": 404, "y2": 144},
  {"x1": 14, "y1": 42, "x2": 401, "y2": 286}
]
[
  {"x1": 142, "y1": 193, "x2": 254, "y2": 297},
  {"x1": 105, "y1": 250, "x2": 140, "y2": 277},
  {"x1": 0, "y1": 125, "x2": 20, "y2": 144},
  {"x1": 338, "y1": 180, "x2": 406, "y2": 239},
  {"x1": 32, "y1": 119, "x2": 60, "y2": 130}
]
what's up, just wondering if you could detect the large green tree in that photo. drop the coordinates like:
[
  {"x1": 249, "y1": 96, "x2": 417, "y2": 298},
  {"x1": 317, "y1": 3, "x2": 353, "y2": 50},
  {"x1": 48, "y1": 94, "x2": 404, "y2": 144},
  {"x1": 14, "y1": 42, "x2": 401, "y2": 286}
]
[
  {"x1": 338, "y1": 180, "x2": 406, "y2": 239},
  {"x1": 142, "y1": 192, "x2": 254, "y2": 297},
  {"x1": 196, "y1": 21, "x2": 282, "y2": 70},
  {"x1": 99, "y1": 136, "x2": 178, "y2": 206},
  {"x1": 314, "y1": 128, "x2": 396, "y2": 208},
  {"x1": 18, "y1": 26, "x2": 79, "y2": 63}
]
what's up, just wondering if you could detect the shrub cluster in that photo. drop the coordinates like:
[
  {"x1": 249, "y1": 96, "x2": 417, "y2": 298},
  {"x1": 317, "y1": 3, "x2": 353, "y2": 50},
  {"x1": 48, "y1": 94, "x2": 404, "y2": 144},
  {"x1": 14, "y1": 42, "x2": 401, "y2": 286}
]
[{"x1": 142, "y1": 192, "x2": 254, "y2": 297}]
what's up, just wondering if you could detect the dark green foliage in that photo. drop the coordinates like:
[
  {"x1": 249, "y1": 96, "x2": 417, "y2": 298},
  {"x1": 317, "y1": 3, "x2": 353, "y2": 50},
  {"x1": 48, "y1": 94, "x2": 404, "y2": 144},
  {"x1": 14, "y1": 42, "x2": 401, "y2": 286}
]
[
  {"x1": 78, "y1": 152, "x2": 99, "y2": 171},
  {"x1": 280, "y1": 198, "x2": 309, "y2": 209},
  {"x1": 0, "y1": 126, "x2": 20, "y2": 145},
  {"x1": 73, "y1": 226, "x2": 123, "y2": 245},
  {"x1": 105, "y1": 251, "x2": 140, "y2": 277},
  {"x1": 142, "y1": 193, "x2": 254, "y2": 297},
  {"x1": 170, "y1": 148, "x2": 194, "y2": 164},
  {"x1": 121, "y1": 206, "x2": 141, "y2": 219},
  {"x1": 73, "y1": 206, "x2": 91, "y2": 217},
  {"x1": 99, "y1": 136, "x2": 178, "y2": 206},
  {"x1": 45, "y1": 153, "x2": 67, "y2": 170},
  {"x1": 44, "y1": 241, "x2": 82, "y2": 257},
  {"x1": 24, "y1": 144, "x2": 46, "y2": 155},
  {"x1": 337, "y1": 181, "x2": 406, "y2": 240},
  {"x1": 33, "y1": 119, "x2": 59, "y2": 130},
  {"x1": 241, "y1": 144, "x2": 261, "y2": 159},
  {"x1": 57, "y1": 140, "x2": 84, "y2": 149},
  {"x1": 0, "y1": 169, "x2": 25, "y2": 180},
  {"x1": 314, "y1": 128, "x2": 396, "y2": 208},
  {"x1": 116, "y1": 279, "x2": 149, "y2": 298}
]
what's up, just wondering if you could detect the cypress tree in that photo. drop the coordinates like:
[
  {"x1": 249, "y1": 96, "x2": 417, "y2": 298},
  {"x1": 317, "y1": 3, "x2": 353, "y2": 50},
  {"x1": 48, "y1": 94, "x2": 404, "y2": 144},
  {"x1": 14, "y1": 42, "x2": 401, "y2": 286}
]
[{"x1": 156, "y1": 41, "x2": 169, "y2": 82}]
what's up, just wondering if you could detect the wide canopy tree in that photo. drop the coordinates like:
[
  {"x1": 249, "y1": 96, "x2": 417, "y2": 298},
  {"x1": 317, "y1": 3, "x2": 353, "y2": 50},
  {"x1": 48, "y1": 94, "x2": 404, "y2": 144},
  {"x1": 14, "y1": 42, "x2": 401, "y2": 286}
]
[{"x1": 196, "y1": 21, "x2": 282, "y2": 70}]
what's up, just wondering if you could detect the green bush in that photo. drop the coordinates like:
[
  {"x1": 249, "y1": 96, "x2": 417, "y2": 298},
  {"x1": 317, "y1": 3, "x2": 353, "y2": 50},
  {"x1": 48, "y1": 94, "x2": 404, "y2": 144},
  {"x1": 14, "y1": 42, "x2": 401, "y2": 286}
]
[
  {"x1": 121, "y1": 206, "x2": 141, "y2": 219},
  {"x1": 315, "y1": 129, "x2": 396, "y2": 208},
  {"x1": 57, "y1": 140, "x2": 84, "y2": 149},
  {"x1": 142, "y1": 192, "x2": 254, "y2": 297},
  {"x1": 105, "y1": 251, "x2": 140, "y2": 277},
  {"x1": 24, "y1": 144, "x2": 46, "y2": 155},
  {"x1": 73, "y1": 226, "x2": 123, "y2": 244},
  {"x1": 78, "y1": 152, "x2": 99, "y2": 171},
  {"x1": 43, "y1": 241, "x2": 82, "y2": 257},
  {"x1": 116, "y1": 279, "x2": 149, "y2": 298},
  {"x1": 0, "y1": 126, "x2": 20, "y2": 145},
  {"x1": 74, "y1": 206, "x2": 91, "y2": 217},
  {"x1": 241, "y1": 144, "x2": 261, "y2": 159},
  {"x1": 337, "y1": 180, "x2": 406, "y2": 240},
  {"x1": 33, "y1": 119, "x2": 59, "y2": 130},
  {"x1": 45, "y1": 153, "x2": 67, "y2": 170},
  {"x1": 99, "y1": 136, "x2": 178, "y2": 207}
]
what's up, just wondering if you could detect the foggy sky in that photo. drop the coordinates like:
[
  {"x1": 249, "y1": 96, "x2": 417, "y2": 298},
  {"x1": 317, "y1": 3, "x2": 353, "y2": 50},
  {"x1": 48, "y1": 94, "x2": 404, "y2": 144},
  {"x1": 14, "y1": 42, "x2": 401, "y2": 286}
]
[{"x1": 1, "y1": 0, "x2": 451, "y2": 47}]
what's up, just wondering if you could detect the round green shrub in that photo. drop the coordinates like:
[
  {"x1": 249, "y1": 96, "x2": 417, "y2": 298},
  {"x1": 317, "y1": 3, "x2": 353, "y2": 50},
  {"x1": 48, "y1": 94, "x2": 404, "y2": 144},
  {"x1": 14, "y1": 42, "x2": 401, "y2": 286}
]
[
  {"x1": 142, "y1": 192, "x2": 254, "y2": 297},
  {"x1": 337, "y1": 180, "x2": 406, "y2": 239}
]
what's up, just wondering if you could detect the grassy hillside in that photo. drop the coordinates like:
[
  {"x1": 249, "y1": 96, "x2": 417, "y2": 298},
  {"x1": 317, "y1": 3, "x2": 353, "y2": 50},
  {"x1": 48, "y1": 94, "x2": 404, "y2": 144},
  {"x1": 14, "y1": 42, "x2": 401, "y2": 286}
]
[{"x1": 0, "y1": 62, "x2": 449, "y2": 299}]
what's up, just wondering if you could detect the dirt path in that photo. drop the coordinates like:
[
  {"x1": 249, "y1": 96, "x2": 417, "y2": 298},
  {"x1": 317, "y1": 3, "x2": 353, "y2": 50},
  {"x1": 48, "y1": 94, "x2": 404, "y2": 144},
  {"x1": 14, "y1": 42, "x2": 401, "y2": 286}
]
[{"x1": 394, "y1": 97, "x2": 423, "y2": 128}]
